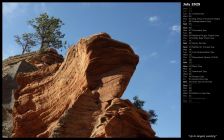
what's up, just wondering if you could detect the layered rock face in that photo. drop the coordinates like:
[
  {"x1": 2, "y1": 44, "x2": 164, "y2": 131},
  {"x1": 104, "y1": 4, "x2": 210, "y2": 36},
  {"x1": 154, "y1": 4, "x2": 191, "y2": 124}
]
[
  {"x1": 12, "y1": 33, "x2": 156, "y2": 138},
  {"x1": 2, "y1": 48, "x2": 63, "y2": 137},
  {"x1": 3, "y1": 48, "x2": 63, "y2": 70},
  {"x1": 2, "y1": 48, "x2": 64, "y2": 105}
]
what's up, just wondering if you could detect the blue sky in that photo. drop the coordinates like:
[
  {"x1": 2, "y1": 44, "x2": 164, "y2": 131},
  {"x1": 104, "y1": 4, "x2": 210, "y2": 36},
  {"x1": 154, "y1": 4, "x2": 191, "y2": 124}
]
[{"x1": 3, "y1": 2, "x2": 181, "y2": 137}]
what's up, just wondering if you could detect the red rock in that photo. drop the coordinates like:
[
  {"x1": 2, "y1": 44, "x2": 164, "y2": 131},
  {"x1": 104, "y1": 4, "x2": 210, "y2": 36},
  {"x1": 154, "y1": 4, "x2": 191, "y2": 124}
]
[
  {"x1": 12, "y1": 33, "x2": 155, "y2": 138},
  {"x1": 2, "y1": 48, "x2": 64, "y2": 137},
  {"x1": 90, "y1": 98, "x2": 155, "y2": 138}
]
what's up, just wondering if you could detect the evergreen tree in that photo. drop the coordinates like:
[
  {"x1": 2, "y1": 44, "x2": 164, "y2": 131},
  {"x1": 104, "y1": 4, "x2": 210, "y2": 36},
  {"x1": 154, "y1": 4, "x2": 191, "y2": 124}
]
[
  {"x1": 28, "y1": 12, "x2": 66, "y2": 51},
  {"x1": 14, "y1": 33, "x2": 36, "y2": 54},
  {"x1": 133, "y1": 96, "x2": 158, "y2": 125}
]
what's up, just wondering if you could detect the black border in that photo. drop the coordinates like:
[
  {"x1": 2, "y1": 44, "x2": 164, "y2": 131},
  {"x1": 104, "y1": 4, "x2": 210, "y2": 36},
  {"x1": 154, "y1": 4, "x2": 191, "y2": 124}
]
[
  {"x1": 3, "y1": 0, "x2": 223, "y2": 139},
  {"x1": 1, "y1": 1, "x2": 182, "y2": 139}
]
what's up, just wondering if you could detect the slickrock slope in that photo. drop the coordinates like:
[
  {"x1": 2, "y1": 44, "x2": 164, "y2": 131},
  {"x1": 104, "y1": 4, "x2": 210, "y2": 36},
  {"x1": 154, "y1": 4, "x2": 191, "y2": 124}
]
[
  {"x1": 12, "y1": 33, "x2": 156, "y2": 138},
  {"x1": 2, "y1": 48, "x2": 63, "y2": 137}
]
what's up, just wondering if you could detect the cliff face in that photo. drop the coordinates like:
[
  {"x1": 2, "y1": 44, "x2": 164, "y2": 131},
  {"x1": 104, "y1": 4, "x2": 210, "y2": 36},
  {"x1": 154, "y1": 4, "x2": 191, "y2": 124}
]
[
  {"x1": 2, "y1": 48, "x2": 63, "y2": 137},
  {"x1": 10, "y1": 33, "x2": 155, "y2": 138}
]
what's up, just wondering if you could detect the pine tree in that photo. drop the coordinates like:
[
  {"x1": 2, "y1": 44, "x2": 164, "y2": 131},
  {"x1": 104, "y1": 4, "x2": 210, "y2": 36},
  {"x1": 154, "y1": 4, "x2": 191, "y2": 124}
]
[
  {"x1": 133, "y1": 96, "x2": 158, "y2": 125},
  {"x1": 28, "y1": 12, "x2": 66, "y2": 51},
  {"x1": 14, "y1": 33, "x2": 36, "y2": 54}
]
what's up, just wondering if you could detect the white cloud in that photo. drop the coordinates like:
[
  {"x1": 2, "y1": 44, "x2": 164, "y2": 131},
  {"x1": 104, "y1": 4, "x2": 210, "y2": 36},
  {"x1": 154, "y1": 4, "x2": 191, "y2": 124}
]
[
  {"x1": 148, "y1": 16, "x2": 159, "y2": 23},
  {"x1": 150, "y1": 52, "x2": 158, "y2": 57},
  {"x1": 142, "y1": 52, "x2": 158, "y2": 61},
  {"x1": 170, "y1": 25, "x2": 180, "y2": 33},
  {"x1": 169, "y1": 60, "x2": 177, "y2": 64},
  {"x1": 3, "y1": 3, "x2": 19, "y2": 16}
]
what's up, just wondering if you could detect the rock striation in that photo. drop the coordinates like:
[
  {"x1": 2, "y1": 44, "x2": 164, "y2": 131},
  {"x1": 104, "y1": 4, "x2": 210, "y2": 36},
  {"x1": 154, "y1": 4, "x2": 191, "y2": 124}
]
[
  {"x1": 12, "y1": 33, "x2": 156, "y2": 138},
  {"x1": 3, "y1": 48, "x2": 63, "y2": 70},
  {"x1": 2, "y1": 48, "x2": 63, "y2": 137}
]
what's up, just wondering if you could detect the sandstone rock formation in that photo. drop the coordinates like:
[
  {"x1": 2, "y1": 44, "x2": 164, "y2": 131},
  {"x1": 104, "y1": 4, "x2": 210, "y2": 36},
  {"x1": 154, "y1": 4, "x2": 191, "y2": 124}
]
[
  {"x1": 3, "y1": 48, "x2": 63, "y2": 70},
  {"x1": 2, "y1": 48, "x2": 63, "y2": 137},
  {"x1": 12, "y1": 33, "x2": 156, "y2": 138}
]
